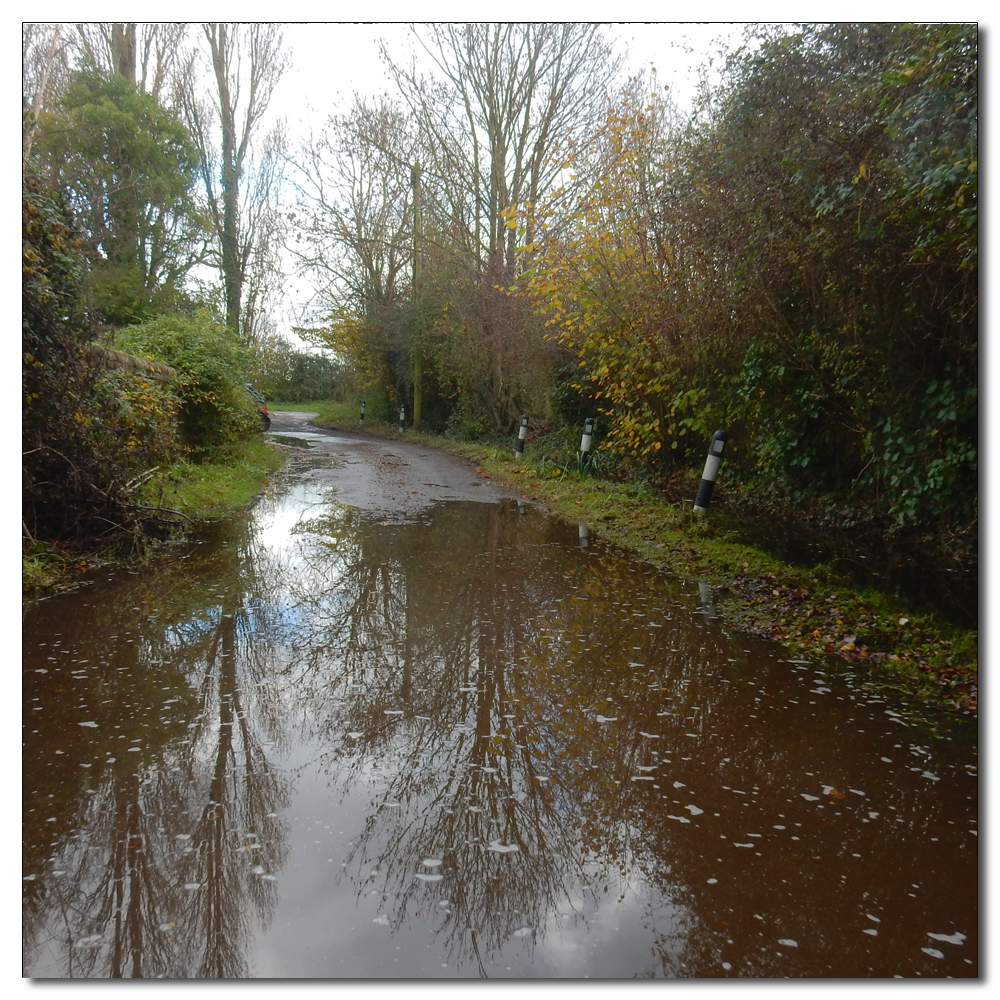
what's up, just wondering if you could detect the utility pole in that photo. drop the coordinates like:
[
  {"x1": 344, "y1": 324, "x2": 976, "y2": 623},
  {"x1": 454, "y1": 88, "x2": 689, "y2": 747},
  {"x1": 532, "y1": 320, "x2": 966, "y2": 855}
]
[{"x1": 411, "y1": 162, "x2": 423, "y2": 429}]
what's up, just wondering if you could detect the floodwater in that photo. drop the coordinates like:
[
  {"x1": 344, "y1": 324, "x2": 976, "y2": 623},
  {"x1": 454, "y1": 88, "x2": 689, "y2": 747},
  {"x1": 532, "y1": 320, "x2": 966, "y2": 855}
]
[{"x1": 23, "y1": 457, "x2": 978, "y2": 979}]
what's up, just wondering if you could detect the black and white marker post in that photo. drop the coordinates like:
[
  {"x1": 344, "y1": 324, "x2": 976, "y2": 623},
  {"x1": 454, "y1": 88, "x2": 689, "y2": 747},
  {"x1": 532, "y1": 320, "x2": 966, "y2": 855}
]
[
  {"x1": 693, "y1": 430, "x2": 728, "y2": 514},
  {"x1": 515, "y1": 414, "x2": 529, "y2": 459},
  {"x1": 398, "y1": 405, "x2": 406, "y2": 432},
  {"x1": 579, "y1": 417, "x2": 594, "y2": 471},
  {"x1": 360, "y1": 399, "x2": 366, "y2": 423}
]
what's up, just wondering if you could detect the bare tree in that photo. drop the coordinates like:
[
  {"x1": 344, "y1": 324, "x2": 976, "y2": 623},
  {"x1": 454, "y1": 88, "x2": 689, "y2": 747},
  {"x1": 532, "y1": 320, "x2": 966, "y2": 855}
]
[
  {"x1": 387, "y1": 23, "x2": 622, "y2": 278},
  {"x1": 22, "y1": 23, "x2": 74, "y2": 166},
  {"x1": 178, "y1": 23, "x2": 289, "y2": 341},
  {"x1": 377, "y1": 23, "x2": 621, "y2": 427},
  {"x1": 240, "y1": 122, "x2": 289, "y2": 348},
  {"x1": 290, "y1": 96, "x2": 415, "y2": 320}
]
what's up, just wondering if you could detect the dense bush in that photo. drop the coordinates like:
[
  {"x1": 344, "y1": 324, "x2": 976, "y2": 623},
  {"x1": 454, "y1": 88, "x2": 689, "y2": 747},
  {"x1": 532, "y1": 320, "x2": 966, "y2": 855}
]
[
  {"x1": 23, "y1": 167, "x2": 180, "y2": 544},
  {"x1": 687, "y1": 24, "x2": 978, "y2": 535},
  {"x1": 519, "y1": 24, "x2": 976, "y2": 544},
  {"x1": 114, "y1": 313, "x2": 260, "y2": 456}
]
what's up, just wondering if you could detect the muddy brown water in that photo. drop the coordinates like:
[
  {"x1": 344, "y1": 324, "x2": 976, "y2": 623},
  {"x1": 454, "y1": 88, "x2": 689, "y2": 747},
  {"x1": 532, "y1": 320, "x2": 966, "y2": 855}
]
[{"x1": 23, "y1": 418, "x2": 978, "y2": 979}]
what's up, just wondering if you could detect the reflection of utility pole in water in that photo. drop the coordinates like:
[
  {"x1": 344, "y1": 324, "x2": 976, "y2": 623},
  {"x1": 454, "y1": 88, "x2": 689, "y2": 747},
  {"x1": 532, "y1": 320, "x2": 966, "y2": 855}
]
[
  {"x1": 401, "y1": 577, "x2": 413, "y2": 705},
  {"x1": 107, "y1": 776, "x2": 151, "y2": 977},
  {"x1": 198, "y1": 608, "x2": 239, "y2": 977}
]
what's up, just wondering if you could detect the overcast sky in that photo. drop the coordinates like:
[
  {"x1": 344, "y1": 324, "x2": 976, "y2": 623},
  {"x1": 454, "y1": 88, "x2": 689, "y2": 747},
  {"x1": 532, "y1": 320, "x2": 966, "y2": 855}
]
[{"x1": 276, "y1": 22, "x2": 743, "y2": 141}]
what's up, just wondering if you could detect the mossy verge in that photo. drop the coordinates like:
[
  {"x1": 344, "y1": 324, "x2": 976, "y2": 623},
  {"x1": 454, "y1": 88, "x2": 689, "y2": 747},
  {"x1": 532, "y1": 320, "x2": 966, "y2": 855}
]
[
  {"x1": 301, "y1": 409, "x2": 977, "y2": 717},
  {"x1": 22, "y1": 438, "x2": 285, "y2": 598},
  {"x1": 145, "y1": 438, "x2": 285, "y2": 519}
]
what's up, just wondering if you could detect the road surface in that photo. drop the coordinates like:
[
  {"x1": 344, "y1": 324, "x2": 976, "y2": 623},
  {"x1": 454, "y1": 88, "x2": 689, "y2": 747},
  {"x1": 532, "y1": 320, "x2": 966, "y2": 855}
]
[{"x1": 267, "y1": 409, "x2": 521, "y2": 519}]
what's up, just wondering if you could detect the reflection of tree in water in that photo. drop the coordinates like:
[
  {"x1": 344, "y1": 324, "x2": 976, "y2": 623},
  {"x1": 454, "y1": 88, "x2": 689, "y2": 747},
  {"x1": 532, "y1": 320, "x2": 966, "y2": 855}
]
[
  {"x1": 505, "y1": 553, "x2": 979, "y2": 978},
  {"x1": 275, "y1": 501, "x2": 708, "y2": 971},
  {"x1": 23, "y1": 507, "x2": 292, "y2": 978},
  {"x1": 25, "y1": 479, "x2": 978, "y2": 977},
  {"x1": 170, "y1": 596, "x2": 290, "y2": 977},
  {"x1": 270, "y1": 497, "x2": 978, "y2": 978}
]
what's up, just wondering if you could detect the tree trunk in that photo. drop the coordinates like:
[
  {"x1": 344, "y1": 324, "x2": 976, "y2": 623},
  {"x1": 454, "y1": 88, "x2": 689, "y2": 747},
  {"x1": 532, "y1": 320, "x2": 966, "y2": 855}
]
[{"x1": 110, "y1": 23, "x2": 136, "y2": 82}]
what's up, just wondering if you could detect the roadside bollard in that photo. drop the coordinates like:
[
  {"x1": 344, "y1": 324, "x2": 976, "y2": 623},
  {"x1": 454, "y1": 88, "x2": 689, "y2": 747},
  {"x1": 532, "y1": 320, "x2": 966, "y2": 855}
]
[
  {"x1": 693, "y1": 429, "x2": 728, "y2": 514},
  {"x1": 399, "y1": 405, "x2": 405, "y2": 432},
  {"x1": 515, "y1": 414, "x2": 529, "y2": 459},
  {"x1": 360, "y1": 399, "x2": 366, "y2": 423},
  {"x1": 579, "y1": 417, "x2": 594, "y2": 471}
]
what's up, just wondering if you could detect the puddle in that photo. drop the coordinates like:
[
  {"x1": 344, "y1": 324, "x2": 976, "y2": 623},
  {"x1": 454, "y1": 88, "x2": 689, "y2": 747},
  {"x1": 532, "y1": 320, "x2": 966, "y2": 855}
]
[
  {"x1": 22, "y1": 475, "x2": 978, "y2": 978},
  {"x1": 266, "y1": 432, "x2": 316, "y2": 449}
]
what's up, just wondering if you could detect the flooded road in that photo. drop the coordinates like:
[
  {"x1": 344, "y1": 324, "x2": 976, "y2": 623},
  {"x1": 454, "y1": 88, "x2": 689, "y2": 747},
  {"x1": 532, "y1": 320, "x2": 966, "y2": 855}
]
[{"x1": 23, "y1": 416, "x2": 978, "y2": 979}]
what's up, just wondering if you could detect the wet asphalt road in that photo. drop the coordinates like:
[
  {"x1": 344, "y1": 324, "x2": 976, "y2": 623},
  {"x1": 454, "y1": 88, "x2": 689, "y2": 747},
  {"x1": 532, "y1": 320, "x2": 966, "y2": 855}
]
[{"x1": 266, "y1": 410, "x2": 521, "y2": 519}]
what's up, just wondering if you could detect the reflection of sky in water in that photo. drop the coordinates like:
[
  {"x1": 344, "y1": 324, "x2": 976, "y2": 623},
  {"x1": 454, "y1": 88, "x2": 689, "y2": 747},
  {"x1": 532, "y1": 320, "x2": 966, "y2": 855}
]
[
  {"x1": 249, "y1": 754, "x2": 693, "y2": 979},
  {"x1": 255, "y1": 494, "x2": 314, "y2": 552},
  {"x1": 22, "y1": 478, "x2": 978, "y2": 979}
]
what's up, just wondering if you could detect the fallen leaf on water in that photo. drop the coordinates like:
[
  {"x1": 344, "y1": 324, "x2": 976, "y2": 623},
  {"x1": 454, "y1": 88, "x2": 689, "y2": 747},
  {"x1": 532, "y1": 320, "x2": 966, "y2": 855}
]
[{"x1": 928, "y1": 931, "x2": 966, "y2": 945}]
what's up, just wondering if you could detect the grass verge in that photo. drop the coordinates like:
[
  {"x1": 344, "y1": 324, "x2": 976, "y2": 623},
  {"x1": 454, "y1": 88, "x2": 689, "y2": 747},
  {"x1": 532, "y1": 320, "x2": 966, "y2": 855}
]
[
  {"x1": 145, "y1": 438, "x2": 285, "y2": 519},
  {"x1": 23, "y1": 437, "x2": 284, "y2": 597},
  {"x1": 297, "y1": 406, "x2": 977, "y2": 717}
]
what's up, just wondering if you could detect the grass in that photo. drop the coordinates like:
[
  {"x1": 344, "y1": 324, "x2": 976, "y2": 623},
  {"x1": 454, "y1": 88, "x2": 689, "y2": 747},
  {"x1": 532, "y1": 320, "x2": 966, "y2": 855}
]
[
  {"x1": 268, "y1": 399, "x2": 364, "y2": 423},
  {"x1": 23, "y1": 437, "x2": 284, "y2": 597},
  {"x1": 145, "y1": 437, "x2": 285, "y2": 519},
  {"x1": 291, "y1": 401, "x2": 977, "y2": 717}
]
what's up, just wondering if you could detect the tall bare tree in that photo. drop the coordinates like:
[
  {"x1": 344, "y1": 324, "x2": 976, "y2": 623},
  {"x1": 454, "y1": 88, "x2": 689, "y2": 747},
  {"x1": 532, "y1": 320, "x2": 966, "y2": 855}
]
[
  {"x1": 378, "y1": 23, "x2": 621, "y2": 427},
  {"x1": 290, "y1": 96, "x2": 415, "y2": 319},
  {"x1": 178, "y1": 23, "x2": 289, "y2": 341},
  {"x1": 387, "y1": 23, "x2": 622, "y2": 278},
  {"x1": 22, "y1": 23, "x2": 74, "y2": 166}
]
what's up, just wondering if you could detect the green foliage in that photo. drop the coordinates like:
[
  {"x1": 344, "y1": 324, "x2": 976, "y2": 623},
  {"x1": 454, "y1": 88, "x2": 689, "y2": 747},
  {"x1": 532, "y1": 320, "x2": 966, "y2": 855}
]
[
  {"x1": 700, "y1": 24, "x2": 977, "y2": 535},
  {"x1": 32, "y1": 67, "x2": 205, "y2": 325},
  {"x1": 91, "y1": 368, "x2": 180, "y2": 458},
  {"x1": 249, "y1": 336, "x2": 342, "y2": 401},
  {"x1": 872, "y1": 375, "x2": 977, "y2": 527},
  {"x1": 22, "y1": 163, "x2": 88, "y2": 351},
  {"x1": 115, "y1": 313, "x2": 259, "y2": 457},
  {"x1": 878, "y1": 24, "x2": 977, "y2": 269},
  {"x1": 516, "y1": 24, "x2": 976, "y2": 543}
]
